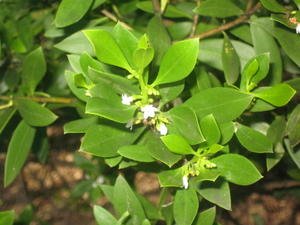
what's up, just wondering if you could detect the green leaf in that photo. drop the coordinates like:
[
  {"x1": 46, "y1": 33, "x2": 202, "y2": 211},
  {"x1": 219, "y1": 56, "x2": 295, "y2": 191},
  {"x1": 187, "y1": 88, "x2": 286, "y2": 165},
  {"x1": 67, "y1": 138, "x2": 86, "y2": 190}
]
[
  {"x1": 113, "y1": 175, "x2": 146, "y2": 223},
  {"x1": 0, "y1": 210, "x2": 15, "y2": 225},
  {"x1": 0, "y1": 108, "x2": 16, "y2": 134},
  {"x1": 222, "y1": 33, "x2": 240, "y2": 84},
  {"x1": 161, "y1": 134, "x2": 195, "y2": 155},
  {"x1": 173, "y1": 189, "x2": 199, "y2": 225},
  {"x1": 136, "y1": 194, "x2": 162, "y2": 220},
  {"x1": 211, "y1": 154, "x2": 263, "y2": 185},
  {"x1": 80, "y1": 124, "x2": 144, "y2": 157},
  {"x1": 254, "y1": 83, "x2": 296, "y2": 107},
  {"x1": 140, "y1": 131, "x2": 181, "y2": 167},
  {"x1": 240, "y1": 58, "x2": 259, "y2": 91},
  {"x1": 259, "y1": 0, "x2": 287, "y2": 13},
  {"x1": 199, "y1": 39, "x2": 255, "y2": 71},
  {"x1": 285, "y1": 139, "x2": 300, "y2": 169},
  {"x1": 250, "y1": 21, "x2": 282, "y2": 85},
  {"x1": 194, "y1": 0, "x2": 243, "y2": 18},
  {"x1": 16, "y1": 100, "x2": 57, "y2": 127},
  {"x1": 55, "y1": 32, "x2": 93, "y2": 55},
  {"x1": 152, "y1": 38, "x2": 199, "y2": 85},
  {"x1": 266, "y1": 142, "x2": 285, "y2": 171},
  {"x1": 22, "y1": 47, "x2": 46, "y2": 95},
  {"x1": 197, "y1": 179, "x2": 231, "y2": 210},
  {"x1": 184, "y1": 88, "x2": 253, "y2": 123},
  {"x1": 65, "y1": 71, "x2": 89, "y2": 102},
  {"x1": 71, "y1": 180, "x2": 93, "y2": 198},
  {"x1": 64, "y1": 117, "x2": 98, "y2": 134},
  {"x1": 113, "y1": 23, "x2": 138, "y2": 68},
  {"x1": 236, "y1": 123, "x2": 273, "y2": 153},
  {"x1": 133, "y1": 48, "x2": 154, "y2": 70},
  {"x1": 55, "y1": 0, "x2": 93, "y2": 27},
  {"x1": 118, "y1": 145, "x2": 155, "y2": 162},
  {"x1": 200, "y1": 114, "x2": 221, "y2": 145},
  {"x1": 84, "y1": 30, "x2": 132, "y2": 71},
  {"x1": 158, "y1": 168, "x2": 183, "y2": 187},
  {"x1": 219, "y1": 121, "x2": 234, "y2": 145},
  {"x1": 159, "y1": 81, "x2": 185, "y2": 106},
  {"x1": 4, "y1": 121, "x2": 36, "y2": 187},
  {"x1": 86, "y1": 97, "x2": 137, "y2": 123},
  {"x1": 286, "y1": 104, "x2": 300, "y2": 147},
  {"x1": 193, "y1": 167, "x2": 220, "y2": 182},
  {"x1": 169, "y1": 106, "x2": 205, "y2": 145},
  {"x1": 93, "y1": 205, "x2": 117, "y2": 225},
  {"x1": 195, "y1": 207, "x2": 216, "y2": 225}
]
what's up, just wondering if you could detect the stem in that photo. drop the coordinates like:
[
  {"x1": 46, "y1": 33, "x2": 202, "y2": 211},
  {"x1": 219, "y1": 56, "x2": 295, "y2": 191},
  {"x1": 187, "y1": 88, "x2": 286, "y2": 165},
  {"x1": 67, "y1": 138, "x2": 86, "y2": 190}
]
[
  {"x1": 189, "y1": 0, "x2": 201, "y2": 37},
  {"x1": 101, "y1": 9, "x2": 133, "y2": 30},
  {"x1": 0, "y1": 96, "x2": 75, "y2": 104},
  {"x1": 137, "y1": 70, "x2": 149, "y2": 104},
  {"x1": 188, "y1": 2, "x2": 261, "y2": 40}
]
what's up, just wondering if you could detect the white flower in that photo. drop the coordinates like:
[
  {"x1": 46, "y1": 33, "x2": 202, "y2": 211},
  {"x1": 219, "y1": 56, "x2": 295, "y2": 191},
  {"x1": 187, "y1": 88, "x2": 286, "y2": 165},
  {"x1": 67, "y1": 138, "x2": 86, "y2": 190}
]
[
  {"x1": 121, "y1": 94, "x2": 133, "y2": 105},
  {"x1": 158, "y1": 123, "x2": 168, "y2": 136},
  {"x1": 141, "y1": 104, "x2": 158, "y2": 119},
  {"x1": 182, "y1": 175, "x2": 189, "y2": 189},
  {"x1": 296, "y1": 24, "x2": 300, "y2": 34}
]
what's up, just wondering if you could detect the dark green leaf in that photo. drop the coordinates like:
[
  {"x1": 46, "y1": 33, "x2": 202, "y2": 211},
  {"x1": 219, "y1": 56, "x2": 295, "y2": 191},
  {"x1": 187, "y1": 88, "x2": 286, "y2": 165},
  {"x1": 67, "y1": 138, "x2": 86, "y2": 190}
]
[
  {"x1": 259, "y1": 0, "x2": 287, "y2": 13},
  {"x1": 64, "y1": 117, "x2": 98, "y2": 134},
  {"x1": 159, "y1": 81, "x2": 185, "y2": 106},
  {"x1": 200, "y1": 114, "x2": 221, "y2": 145},
  {"x1": 286, "y1": 104, "x2": 300, "y2": 147},
  {"x1": 0, "y1": 108, "x2": 16, "y2": 134},
  {"x1": 158, "y1": 168, "x2": 183, "y2": 187},
  {"x1": 4, "y1": 121, "x2": 36, "y2": 187},
  {"x1": 219, "y1": 122, "x2": 234, "y2": 145},
  {"x1": 55, "y1": 0, "x2": 93, "y2": 27}
]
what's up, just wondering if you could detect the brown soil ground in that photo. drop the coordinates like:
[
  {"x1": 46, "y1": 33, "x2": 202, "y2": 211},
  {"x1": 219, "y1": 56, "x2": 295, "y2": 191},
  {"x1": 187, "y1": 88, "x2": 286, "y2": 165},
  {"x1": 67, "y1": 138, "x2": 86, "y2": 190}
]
[{"x1": 1, "y1": 124, "x2": 300, "y2": 225}]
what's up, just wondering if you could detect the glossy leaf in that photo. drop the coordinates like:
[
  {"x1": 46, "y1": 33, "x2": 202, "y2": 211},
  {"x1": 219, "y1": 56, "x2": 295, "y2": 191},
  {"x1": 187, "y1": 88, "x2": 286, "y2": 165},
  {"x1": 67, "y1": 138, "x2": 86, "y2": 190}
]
[
  {"x1": 195, "y1": 207, "x2": 216, "y2": 225},
  {"x1": 86, "y1": 97, "x2": 137, "y2": 123},
  {"x1": 236, "y1": 123, "x2": 273, "y2": 153},
  {"x1": 200, "y1": 114, "x2": 221, "y2": 145},
  {"x1": 55, "y1": 0, "x2": 93, "y2": 27},
  {"x1": 222, "y1": 33, "x2": 240, "y2": 84},
  {"x1": 211, "y1": 154, "x2": 263, "y2": 185},
  {"x1": 118, "y1": 145, "x2": 155, "y2": 162},
  {"x1": 173, "y1": 189, "x2": 199, "y2": 225},
  {"x1": 161, "y1": 134, "x2": 195, "y2": 155},
  {"x1": 113, "y1": 175, "x2": 146, "y2": 223},
  {"x1": 197, "y1": 179, "x2": 231, "y2": 210},
  {"x1": 4, "y1": 121, "x2": 36, "y2": 187},
  {"x1": 254, "y1": 83, "x2": 296, "y2": 107},
  {"x1": 93, "y1": 205, "x2": 117, "y2": 225},
  {"x1": 84, "y1": 30, "x2": 132, "y2": 71},
  {"x1": 184, "y1": 88, "x2": 253, "y2": 123},
  {"x1": 22, "y1": 47, "x2": 46, "y2": 95},
  {"x1": 16, "y1": 100, "x2": 58, "y2": 127},
  {"x1": 169, "y1": 106, "x2": 205, "y2": 145},
  {"x1": 152, "y1": 38, "x2": 199, "y2": 85},
  {"x1": 194, "y1": 0, "x2": 243, "y2": 18}
]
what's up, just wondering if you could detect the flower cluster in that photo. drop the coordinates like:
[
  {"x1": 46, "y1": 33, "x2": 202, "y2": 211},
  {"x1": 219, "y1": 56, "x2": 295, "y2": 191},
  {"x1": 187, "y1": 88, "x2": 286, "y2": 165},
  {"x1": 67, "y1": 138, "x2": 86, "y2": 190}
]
[{"x1": 289, "y1": 17, "x2": 300, "y2": 34}]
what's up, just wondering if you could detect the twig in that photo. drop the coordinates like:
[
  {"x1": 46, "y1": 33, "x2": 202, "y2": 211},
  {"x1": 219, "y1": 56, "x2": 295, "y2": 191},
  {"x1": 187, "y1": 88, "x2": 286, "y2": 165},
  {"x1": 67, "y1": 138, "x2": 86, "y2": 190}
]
[
  {"x1": 101, "y1": 9, "x2": 133, "y2": 30},
  {"x1": 152, "y1": 0, "x2": 161, "y2": 16},
  {"x1": 188, "y1": 2, "x2": 261, "y2": 40},
  {"x1": 189, "y1": 0, "x2": 201, "y2": 37},
  {"x1": 0, "y1": 96, "x2": 75, "y2": 104}
]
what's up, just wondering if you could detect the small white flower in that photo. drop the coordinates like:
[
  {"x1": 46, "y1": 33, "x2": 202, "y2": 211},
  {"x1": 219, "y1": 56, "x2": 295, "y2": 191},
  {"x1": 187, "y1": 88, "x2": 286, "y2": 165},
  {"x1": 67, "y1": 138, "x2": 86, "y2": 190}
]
[
  {"x1": 182, "y1": 175, "x2": 189, "y2": 189},
  {"x1": 126, "y1": 120, "x2": 134, "y2": 130},
  {"x1": 158, "y1": 123, "x2": 168, "y2": 136},
  {"x1": 141, "y1": 104, "x2": 158, "y2": 119},
  {"x1": 296, "y1": 24, "x2": 300, "y2": 34},
  {"x1": 121, "y1": 94, "x2": 133, "y2": 105}
]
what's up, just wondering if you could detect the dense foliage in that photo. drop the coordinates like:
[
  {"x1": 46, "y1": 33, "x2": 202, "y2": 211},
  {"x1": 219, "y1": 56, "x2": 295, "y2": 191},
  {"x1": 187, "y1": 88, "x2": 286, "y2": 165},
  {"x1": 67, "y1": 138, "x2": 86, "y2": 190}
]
[{"x1": 1, "y1": 0, "x2": 300, "y2": 224}]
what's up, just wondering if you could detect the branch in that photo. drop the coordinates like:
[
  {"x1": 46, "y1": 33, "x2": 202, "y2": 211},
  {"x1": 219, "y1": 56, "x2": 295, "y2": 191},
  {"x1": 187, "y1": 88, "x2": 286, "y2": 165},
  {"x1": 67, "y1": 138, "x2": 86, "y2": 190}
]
[
  {"x1": 188, "y1": 2, "x2": 261, "y2": 40},
  {"x1": 101, "y1": 9, "x2": 133, "y2": 30},
  {"x1": 0, "y1": 96, "x2": 75, "y2": 104},
  {"x1": 189, "y1": 0, "x2": 201, "y2": 37}
]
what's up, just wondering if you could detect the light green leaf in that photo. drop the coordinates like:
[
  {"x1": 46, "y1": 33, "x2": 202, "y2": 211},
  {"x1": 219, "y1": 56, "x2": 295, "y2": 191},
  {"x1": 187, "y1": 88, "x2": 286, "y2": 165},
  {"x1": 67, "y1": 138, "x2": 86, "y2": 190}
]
[
  {"x1": 0, "y1": 210, "x2": 15, "y2": 225},
  {"x1": 16, "y1": 100, "x2": 58, "y2": 127},
  {"x1": 197, "y1": 179, "x2": 231, "y2": 210},
  {"x1": 200, "y1": 114, "x2": 221, "y2": 146},
  {"x1": 161, "y1": 134, "x2": 195, "y2": 155},
  {"x1": 222, "y1": 33, "x2": 240, "y2": 84},
  {"x1": 55, "y1": 0, "x2": 93, "y2": 27},
  {"x1": 184, "y1": 88, "x2": 253, "y2": 123},
  {"x1": 84, "y1": 30, "x2": 132, "y2": 71},
  {"x1": 254, "y1": 83, "x2": 296, "y2": 107},
  {"x1": 118, "y1": 145, "x2": 155, "y2": 162},
  {"x1": 86, "y1": 97, "x2": 137, "y2": 123},
  {"x1": 22, "y1": 47, "x2": 46, "y2": 95},
  {"x1": 4, "y1": 121, "x2": 36, "y2": 187},
  {"x1": 195, "y1": 207, "x2": 216, "y2": 225},
  {"x1": 152, "y1": 38, "x2": 199, "y2": 85},
  {"x1": 133, "y1": 48, "x2": 154, "y2": 70},
  {"x1": 93, "y1": 205, "x2": 117, "y2": 225},
  {"x1": 236, "y1": 123, "x2": 273, "y2": 153},
  {"x1": 174, "y1": 189, "x2": 199, "y2": 225},
  {"x1": 169, "y1": 106, "x2": 205, "y2": 145},
  {"x1": 259, "y1": 0, "x2": 287, "y2": 13},
  {"x1": 194, "y1": 0, "x2": 243, "y2": 18},
  {"x1": 211, "y1": 154, "x2": 263, "y2": 185}
]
